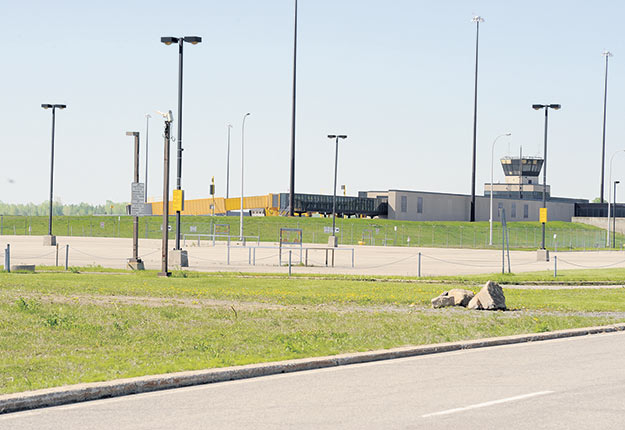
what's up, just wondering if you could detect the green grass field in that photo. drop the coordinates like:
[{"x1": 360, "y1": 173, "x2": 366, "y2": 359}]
[
  {"x1": 0, "y1": 215, "x2": 620, "y2": 250},
  {"x1": 1, "y1": 269, "x2": 624, "y2": 395}
]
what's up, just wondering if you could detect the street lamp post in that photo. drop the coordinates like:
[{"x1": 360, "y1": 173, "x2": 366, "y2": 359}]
[
  {"x1": 327, "y1": 134, "x2": 347, "y2": 247},
  {"x1": 532, "y1": 103, "x2": 561, "y2": 251},
  {"x1": 470, "y1": 15, "x2": 484, "y2": 223},
  {"x1": 607, "y1": 150, "x2": 625, "y2": 246},
  {"x1": 144, "y1": 114, "x2": 151, "y2": 203},
  {"x1": 489, "y1": 132, "x2": 512, "y2": 245},
  {"x1": 41, "y1": 103, "x2": 67, "y2": 246},
  {"x1": 161, "y1": 35, "x2": 202, "y2": 256},
  {"x1": 240, "y1": 113, "x2": 251, "y2": 241},
  {"x1": 226, "y1": 124, "x2": 232, "y2": 200},
  {"x1": 289, "y1": 0, "x2": 298, "y2": 217},
  {"x1": 600, "y1": 51, "x2": 613, "y2": 203},
  {"x1": 614, "y1": 180, "x2": 620, "y2": 248}
]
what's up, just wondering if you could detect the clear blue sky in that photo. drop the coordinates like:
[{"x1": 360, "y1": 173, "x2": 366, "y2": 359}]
[{"x1": 2, "y1": 0, "x2": 625, "y2": 205}]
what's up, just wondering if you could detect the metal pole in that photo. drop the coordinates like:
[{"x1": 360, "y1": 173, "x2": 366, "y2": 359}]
[
  {"x1": 554, "y1": 255, "x2": 557, "y2": 277},
  {"x1": 226, "y1": 124, "x2": 232, "y2": 200},
  {"x1": 132, "y1": 132, "x2": 140, "y2": 262},
  {"x1": 613, "y1": 181, "x2": 619, "y2": 248},
  {"x1": 288, "y1": 250, "x2": 292, "y2": 277},
  {"x1": 470, "y1": 17, "x2": 483, "y2": 222},
  {"x1": 65, "y1": 244, "x2": 69, "y2": 270},
  {"x1": 175, "y1": 39, "x2": 184, "y2": 251},
  {"x1": 332, "y1": 136, "x2": 339, "y2": 243},
  {"x1": 288, "y1": 0, "x2": 298, "y2": 217},
  {"x1": 48, "y1": 107, "x2": 56, "y2": 236},
  {"x1": 418, "y1": 252, "x2": 421, "y2": 277},
  {"x1": 542, "y1": 108, "x2": 548, "y2": 249},
  {"x1": 145, "y1": 114, "x2": 150, "y2": 202},
  {"x1": 600, "y1": 52, "x2": 612, "y2": 203},
  {"x1": 159, "y1": 117, "x2": 172, "y2": 277},
  {"x1": 241, "y1": 113, "x2": 250, "y2": 241}
]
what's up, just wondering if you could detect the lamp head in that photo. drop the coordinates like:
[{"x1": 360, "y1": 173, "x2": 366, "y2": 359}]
[
  {"x1": 184, "y1": 36, "x2": 202, "y2": 45},
  {"x1": 338, "y1": 135, "x2": 348, "y2": 139},
  {"x1": 532, "y1": 104, "x2": 544, "y2": 110},
  {"x1": 161, "y1": 37, "x2": 179, "y2": 45},
  {"x1": 549, "y1": 104, "x2": 561, "y2": 110},
  {"x1": 472, "y1": 15, "x2": 485, "y2": 23},
  {"x1": 327, "y1": 135, "x2": 337, "y2": 139},
  {"x1": 56, "y1": 104, "x2": 67, "y2": 110},
  {"x1": 126, "y1": 131, "x2": 139, "y2": 137},
  {"x1": 41, "y1": 104, "x2": 52, "y2": 109}
]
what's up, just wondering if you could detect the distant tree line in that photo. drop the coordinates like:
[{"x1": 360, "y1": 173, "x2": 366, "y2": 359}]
[{"x1": 0, "y1": 200, "x2": 129, "y2": 216}]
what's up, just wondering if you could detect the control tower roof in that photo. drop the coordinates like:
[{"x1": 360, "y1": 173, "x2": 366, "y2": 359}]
[{"x1": 500, "y1": 156, "x2": 543, "y2": 177}]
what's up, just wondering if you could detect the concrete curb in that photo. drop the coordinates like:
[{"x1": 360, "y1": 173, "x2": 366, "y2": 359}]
[{"x1": 2, "y1": 323, "x2": 625, "y2": 414}]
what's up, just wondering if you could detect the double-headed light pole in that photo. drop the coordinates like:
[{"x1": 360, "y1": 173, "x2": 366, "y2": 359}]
[
  {"x1": 41, "y1": 103, "x2": 67, "y2": 246},
  {"x1": 532, "y1": 103, "x2": 561, "y2": 250},
  {"x1": 607, "y1": 149, "x2": 624, "y2": 247},
  {"x1": 327, "y1": 134, "x2": 347, "y2": 247},
  {"x1": 160, "y1": 35, "x2": 202, "y2": 252}
]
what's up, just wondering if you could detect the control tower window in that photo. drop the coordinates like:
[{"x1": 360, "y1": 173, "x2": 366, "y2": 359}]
[
  {"x1": 401, "y1": 196, "x2": 407, "y2": 213},
  {"x1": 417, "y1": 197, "x2": 423, "y2": 214},
  {"x1": 523, "y1": 204, "x2": 529, "y2": 218}
]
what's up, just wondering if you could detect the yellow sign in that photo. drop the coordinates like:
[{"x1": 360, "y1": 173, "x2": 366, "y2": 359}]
[
  {"x1": 539, "y1": 207, "x2": 548, "y2": 223},
  {"x1": 172, "y1": 189, "x2": 184, "y2": 212}
]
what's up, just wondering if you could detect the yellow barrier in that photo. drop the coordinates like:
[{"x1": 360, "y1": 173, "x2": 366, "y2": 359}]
[{"x1": 150, "y1": 194, "x2": 278, "y2": 216}]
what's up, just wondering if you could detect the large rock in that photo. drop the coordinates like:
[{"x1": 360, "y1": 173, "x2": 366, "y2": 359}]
[
  {"x1": 467, "y1": 281, "x2": 506, "y2": 310},
  {"x1": 447, "y1": 289, "x2": 475, "y2": 307},
  {"x1": 431, "y1": 293, "x2": 456, "y2": 309}
]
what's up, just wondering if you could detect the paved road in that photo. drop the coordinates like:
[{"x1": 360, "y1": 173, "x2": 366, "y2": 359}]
[
  {"x1": 3, "y1": 332, "x2": 624, "y2": 429},
  {"x1": 3, "y1": 235, "x2": 625, "y2": 276}
]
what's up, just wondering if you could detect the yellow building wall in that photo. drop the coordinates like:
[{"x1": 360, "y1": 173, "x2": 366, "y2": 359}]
[{"x1": 150, "y1": 194, "x2": 275, "y2": 216}]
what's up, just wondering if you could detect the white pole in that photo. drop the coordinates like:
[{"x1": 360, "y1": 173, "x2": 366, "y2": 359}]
[
  {"x1": 240, "y1": 113, "x2": 251, "y2": 241},
  {"x1": 490, "y1": 133, "x2": 511, "y2": 245}
]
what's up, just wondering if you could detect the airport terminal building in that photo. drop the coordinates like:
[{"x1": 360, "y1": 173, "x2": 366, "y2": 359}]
[{"x1": 360, "y1": 156, "x2": 586, "y2": 222}]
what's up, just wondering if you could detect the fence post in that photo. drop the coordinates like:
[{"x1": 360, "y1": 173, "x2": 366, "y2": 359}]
[
  {"x1": 418, "y1": 252, "x2": 421, "y2": 277},
  {"x1": 4, "y1": 244, "x2": 9, "y2": 272},
  {"x1": 554, "y1": 255, "x2": 557, "y2": 278},
  {"x1": 55, "y1": 243, "x2": 59, "y2": 267},
  {"x1": 227, "y1": 242, "x2": 230, "y2": 265},
  {"x1": 65, "y1": 244, "x2": 69, "y2": 271},
  {"x1": 288, "y1": 250, "x2": 292, "y2": 277}
]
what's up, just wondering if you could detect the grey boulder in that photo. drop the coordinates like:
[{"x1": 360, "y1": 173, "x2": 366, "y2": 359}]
[
  {"x1": 431, "y1": 293, "x2": 456, "y2": 309},
  {"x1": 467, "y1": 281, "x2": 506, "y2": 310},
  {"x1": 447, "y1": 289, "x2": 475, "y2": 307}
]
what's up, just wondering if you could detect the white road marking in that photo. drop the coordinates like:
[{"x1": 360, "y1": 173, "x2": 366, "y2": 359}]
[{"x1": 422, "y1": 390, "x2": 554, "y2": 418}]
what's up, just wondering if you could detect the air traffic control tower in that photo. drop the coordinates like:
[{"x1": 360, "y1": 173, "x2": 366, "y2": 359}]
[{"x1": 484, "y1": 156, "x2": 549, "y2": 200}]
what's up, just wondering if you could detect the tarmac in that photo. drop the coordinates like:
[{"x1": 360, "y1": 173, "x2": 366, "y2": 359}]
[{"x1": 2, "y1": 235, "x2": 625, "y2": 277}]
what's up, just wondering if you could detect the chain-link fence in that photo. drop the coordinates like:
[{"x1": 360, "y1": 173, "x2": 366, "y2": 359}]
[{"x1": 0, "y1": 215, "x2": 621, "y2": 250}]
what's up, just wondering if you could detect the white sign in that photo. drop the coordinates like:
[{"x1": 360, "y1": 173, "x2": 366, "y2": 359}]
[
  {"x1": 130, "y1": 182, "x2": 150, "y2": 216},
  {"x1": 190, "y1": 226, "x2": 197, "y2": 232},
  {"x1": 324, "y1": 227, "x2": 340, "y2": 234}
]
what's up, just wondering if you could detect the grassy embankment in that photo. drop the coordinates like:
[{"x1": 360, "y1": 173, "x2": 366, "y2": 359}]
[
  {"x1": 0, "y1": 215, "x2": 621, "y2": 250},
  {"x1": 1, "y1": 268, "x2": 624, "y2": 395}
]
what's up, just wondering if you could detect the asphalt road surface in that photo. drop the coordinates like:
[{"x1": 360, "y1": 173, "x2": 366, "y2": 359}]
[{"x1": 3, "y1": 332, "x2": 625, "y2": 429}]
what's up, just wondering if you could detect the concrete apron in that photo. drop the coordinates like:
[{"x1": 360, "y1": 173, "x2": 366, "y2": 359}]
[{"x1": 2, "y1": 323, "x2": 624, "y2": 415}]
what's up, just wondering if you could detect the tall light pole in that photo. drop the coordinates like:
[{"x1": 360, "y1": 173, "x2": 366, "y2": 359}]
[
  {"x1": 289, "y1": 0, "x2": 298, "y2": 217},
  {"x1": 614, "y1": 180, "x2": 620, "y2": 248},
  {"x1": 600, "y1": 51, "x2": 613, "y2": 204},
  {"x1": 489, "y1": 132, "x2": 512, "y2": 245},
  {"x1": 327, "y1": 134, "x2": 347, "y2": 247},
  {"x1": 226, "y1": 124, "x2": 232, "y2": 200},
  {"x1": 161, "y1": 35, "x2": 202, "y2": 253},
  {"x1": 532, "y1": 103, "x2": 561, "y2": 250},
  {"x1": 158, "y1": 110, "x2": 174, "y2": 278},
  {"x1": 607, "y1": 149, "x2": 624, "y2": 246},
  {"x1": 470, "y1": 15, "x2": 484, "y2": 223},
  {"x1": 240, "y1": 113, "x2": 251, "y2": 241},
  {"x1": 41, "y1": 103, "x2": 67, "y2": 246},
  {"x1": 144, "y1": 114, "x2": 151, "y2": 203}
]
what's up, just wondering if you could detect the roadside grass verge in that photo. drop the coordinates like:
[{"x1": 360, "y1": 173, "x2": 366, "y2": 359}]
[
  {"x1": 1, "y1": 295, "x2": 622, "y2": 395},
  {"x1": 2, "y1": 271, "x2": 624, "y2": 395}
]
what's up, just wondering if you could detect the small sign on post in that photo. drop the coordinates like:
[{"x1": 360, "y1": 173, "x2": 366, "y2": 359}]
[
  {"x1": 130, "y1": 182, "x2": 150, "y2": 216},
  {"x1": 173, "y1": 189, "x2": 184, "y2": 212},
  {"x1": 539, "y1": 207, "x2": 548, "y2": 223}
]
